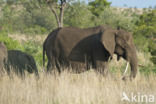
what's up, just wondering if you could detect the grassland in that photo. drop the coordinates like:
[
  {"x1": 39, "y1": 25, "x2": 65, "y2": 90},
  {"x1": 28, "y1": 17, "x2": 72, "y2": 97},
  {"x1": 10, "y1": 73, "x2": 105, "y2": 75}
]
[
  {"x1": 0, "y1": 34, "x2": 155, "y2": 104},
  {"x1": 0, "y1": 70, "x2": 156, "y2": 104}
]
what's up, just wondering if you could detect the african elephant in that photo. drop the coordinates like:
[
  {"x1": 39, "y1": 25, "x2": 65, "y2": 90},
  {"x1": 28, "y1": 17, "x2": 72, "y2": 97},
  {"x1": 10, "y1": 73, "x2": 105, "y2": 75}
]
[
  {"x1": 0, "y1": 42, "x2": 8, "y2": 75},
  {"x1": 43, "y1": 25, "x2": 138, "y2": 79},
  {"x1": 6, "y1": 50, "x2": 39, "y2": 78}
]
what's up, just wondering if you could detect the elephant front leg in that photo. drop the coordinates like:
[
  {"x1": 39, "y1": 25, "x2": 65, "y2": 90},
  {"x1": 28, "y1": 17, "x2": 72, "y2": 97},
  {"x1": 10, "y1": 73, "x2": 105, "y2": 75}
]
[
  {"x1": 95, "y1": 61, "x2": 109, "y2": 76},
  {"x1": 70, "y1": 61, "x2": 87, "y2": 73},
  {"x1": 47, "y1": 61, "x2": 52, "y2": 72},
  {"x1": 0, "y1": 62, "x2": 5, "y2": 75}
]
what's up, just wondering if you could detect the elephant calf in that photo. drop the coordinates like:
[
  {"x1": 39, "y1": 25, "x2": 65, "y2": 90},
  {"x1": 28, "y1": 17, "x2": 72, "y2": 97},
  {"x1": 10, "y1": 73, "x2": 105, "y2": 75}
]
[
  {"x1": 6, "y1": 50, "x2": 39, "y2": 78},
  {"x1": 0, "y1": 42, "x2": 8, "y2": 75}
]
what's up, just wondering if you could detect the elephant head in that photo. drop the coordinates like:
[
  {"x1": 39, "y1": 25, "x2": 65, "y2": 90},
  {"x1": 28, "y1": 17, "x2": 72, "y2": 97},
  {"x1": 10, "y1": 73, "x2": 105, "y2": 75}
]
[{"x1": 100, "y1": 28, "x2": 138, "y2": 79}]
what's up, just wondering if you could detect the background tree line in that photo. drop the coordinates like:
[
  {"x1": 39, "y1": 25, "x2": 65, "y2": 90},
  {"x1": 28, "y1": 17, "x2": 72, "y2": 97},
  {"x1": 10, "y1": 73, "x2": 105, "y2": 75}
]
[
  {"x1": 0, "y1": 0, "x2": 138, "y2": 33},
  {"x1": 0, "y1": 0, "x2": 155, "y2": 72}
]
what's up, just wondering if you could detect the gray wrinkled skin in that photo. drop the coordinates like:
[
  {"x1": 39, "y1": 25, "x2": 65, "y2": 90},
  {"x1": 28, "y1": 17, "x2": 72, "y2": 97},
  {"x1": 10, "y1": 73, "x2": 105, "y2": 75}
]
[{"x1": 43, "y1": 25, "x2": 138, "y2": 79}]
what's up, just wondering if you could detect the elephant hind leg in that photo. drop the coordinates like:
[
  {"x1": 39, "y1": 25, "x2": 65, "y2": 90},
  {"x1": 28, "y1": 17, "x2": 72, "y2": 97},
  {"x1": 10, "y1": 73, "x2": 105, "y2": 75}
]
[
  {"x1": 47, "y1": 57, "x2": 61, "y2": 74},
  {"x1": 47, "y1": 61, "x2": 52, "y2": 72},
  {"x1": 55, "y1": 58, "x2": 61, "y2": 73}
]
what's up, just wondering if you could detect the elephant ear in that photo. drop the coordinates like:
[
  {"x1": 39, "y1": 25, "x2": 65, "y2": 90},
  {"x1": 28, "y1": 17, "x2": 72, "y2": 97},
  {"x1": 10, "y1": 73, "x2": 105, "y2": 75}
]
[{"x1": 100, "y1": 29, "x2": 116, "y2": 57}]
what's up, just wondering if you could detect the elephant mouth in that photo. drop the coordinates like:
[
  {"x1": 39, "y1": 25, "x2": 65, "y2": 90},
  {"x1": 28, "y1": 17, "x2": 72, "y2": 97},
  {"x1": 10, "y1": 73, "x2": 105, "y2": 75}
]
[{"x1": 117, "y1": 55, "x2": 121, "y2": 61}]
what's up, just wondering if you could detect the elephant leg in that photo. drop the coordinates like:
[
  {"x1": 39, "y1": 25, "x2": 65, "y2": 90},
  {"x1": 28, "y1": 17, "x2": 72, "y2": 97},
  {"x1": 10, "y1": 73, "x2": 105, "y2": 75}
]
[
  {"x1": 47, "y1": 54, "x2": 54, "y2": 71},
  {"x1": 34, "y1": 71, "x2": 39, "y2": 80},
  {"x1": 0, "y1": 62, "x2": 4, "y2": 75},
  {"x1": 5, "y1": 64, "x2": 11, "y2": 76},
  {"x1": 47, "y1": 61, "x2": 52, "y2": 72},
  {"x1": 56, "y1": 58, "x2": 63, "y2": 74},
  {"x1": 96, "y1": 61, "x2": 109, "y2": 76},
  {"x1": 20, "y1": 69, "x2": 25, "y2": 79},
  {"x1": 34, "y1": 68, "x2": 39, "y2": 78},
  {"x1": 27, "y1": 65, "x2": 39, "y2": 79},
  {"x1": 0, "y1": 67, "x2": 4, "y2": 76},
  {"x1": 70, "y1": 61, "x2": 86, "y2": 73},
  {"x1": 16, "y1": 68, "x2": 25, "y2": 79},
  {"x1": 47, "y1": 57, "x2": 60, "y2": 74}
]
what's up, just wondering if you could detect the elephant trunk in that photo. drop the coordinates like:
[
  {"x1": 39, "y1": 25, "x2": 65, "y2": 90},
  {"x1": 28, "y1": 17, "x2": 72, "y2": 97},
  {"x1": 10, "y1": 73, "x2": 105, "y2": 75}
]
[
  {"x1": 129, "y1": 56, "x2": 138, "y2": 79},
  {"x1": 127, "y1": 47, "x2": 138, "y2": 79}
]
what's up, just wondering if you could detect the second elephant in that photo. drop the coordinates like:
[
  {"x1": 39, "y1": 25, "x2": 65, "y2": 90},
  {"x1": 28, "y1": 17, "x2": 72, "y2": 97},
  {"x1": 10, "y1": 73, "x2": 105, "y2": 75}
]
[{"x1": 6, "y1": 50, "x2": 39, "y2": 77}]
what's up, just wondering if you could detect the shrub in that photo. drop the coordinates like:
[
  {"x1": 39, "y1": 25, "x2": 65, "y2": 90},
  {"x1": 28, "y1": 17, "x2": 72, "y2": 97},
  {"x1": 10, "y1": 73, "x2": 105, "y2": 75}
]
[
  {"x1": 21, "y1": 41, "x2": 44, "y2": 68},
  {"x1": 133, "y1": 34, "x2": 150, "y2": 52},
  {"x1": 149, "y1": 41, "x2": 156, "y2": 65},
  {"x1": 0, "y1": 33, "x2": 21, "y2": 50},
  {"x1": 140, "y1": 65, "x2": 156, "y2": 76},
  {"x1": 23, "y1": 25, "x2": 48, "y2": 35}
]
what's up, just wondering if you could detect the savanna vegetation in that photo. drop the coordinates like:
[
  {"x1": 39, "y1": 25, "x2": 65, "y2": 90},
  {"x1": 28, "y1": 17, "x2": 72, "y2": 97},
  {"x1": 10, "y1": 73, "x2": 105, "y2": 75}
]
[{"x1": 0, "y1": 0, "x2": 156, "y2": 103}]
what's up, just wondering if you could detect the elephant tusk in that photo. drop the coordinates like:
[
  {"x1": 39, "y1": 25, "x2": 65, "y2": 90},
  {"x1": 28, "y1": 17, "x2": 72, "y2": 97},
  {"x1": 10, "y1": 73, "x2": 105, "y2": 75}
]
[
  {"x1": 122, "y1": 62, "x2": 129, "y2": 76},
  {"x1": 108, "y1": 56, "x2": 112, "y2": 62}
]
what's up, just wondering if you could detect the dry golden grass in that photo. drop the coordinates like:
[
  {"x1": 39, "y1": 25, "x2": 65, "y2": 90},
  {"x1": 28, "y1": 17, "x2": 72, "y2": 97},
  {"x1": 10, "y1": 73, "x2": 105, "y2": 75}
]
[
  {"x1": 0, "y1": 70, "x2": 156, "y2": 104},
  {"x1": 8, "y1": 34, "x2": 47, "y2": 44},
  {"x1": 4, "y1": 34, "x2": 155, "y2": 104}
]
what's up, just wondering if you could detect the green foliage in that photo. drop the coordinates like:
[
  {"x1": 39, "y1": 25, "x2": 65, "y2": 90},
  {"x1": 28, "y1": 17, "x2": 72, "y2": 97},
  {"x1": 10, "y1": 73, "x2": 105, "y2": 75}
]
[
  {"x1": 0, "y1": 32, "x2": 44, "y2": 67},
  {"x1": 149, "y1": 41, "x2": 156, "y2": 65},
  {"x1": 133, "y1": 34, "x2": 150, "y2": 52},
  {"x1": 0, "y1": 0, "x2": 156, "y2": 72},
  {"x1": 0, "y1": 1, "x2": 57, "y2": 34},
  {"x1": 151, "y1": 57, "x2": 156, "y2": 64},
  {"x1": 23, "y1": 25, "x2": 47, "y2": 35},
  {"x1": 135, "y1": 10, "x2": 156, "y2": 38},
  {"x1": 134, "y1": 10, "x2": 156, "y2": 65},
  {"x1": 92, "y1": 7, "x2": 138, "y2": 31},
  {"x1": 21, "y1": 41, "x2": 43, "y2": 66},
  {"x1": 140, "y1": 65, "x2": 156, "y2": 76},
  {"x1": 89, "y1": 0, "x2": 111, "y2": 17},
  {"x1": 0, "y1": 0, "x2": 138, "y2": 33},
  {"x1": 64, "y1": 1, "x2": 94, "y2": 28},
  {"x1": 0, "y1": 33, "x2": 21, "y2": 50}
]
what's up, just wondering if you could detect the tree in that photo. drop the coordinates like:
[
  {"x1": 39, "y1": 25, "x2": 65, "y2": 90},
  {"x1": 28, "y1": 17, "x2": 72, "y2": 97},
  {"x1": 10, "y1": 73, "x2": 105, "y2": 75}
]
[
  {"x1": 64, "y1": 1, "x2": 94, "y2": 28},
  {"x1": 88, "y1": 0, "x2": 111, "y2": 17},
  {"x1": 4, "y1": 0, "x2": 69, "y2": 28},
  {"x1": 134, "y1": 9, "x2": 156, "y2": 65},
  {"x1": 135, "y1": 10, "x2": 156, "y2": 39},
  {"x1": 37, "y1": 0, "x2": 68, "y2": 28}
]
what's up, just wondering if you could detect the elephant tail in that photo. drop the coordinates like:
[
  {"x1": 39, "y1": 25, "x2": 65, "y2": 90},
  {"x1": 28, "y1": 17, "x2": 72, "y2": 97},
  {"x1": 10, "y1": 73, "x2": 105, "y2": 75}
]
[{"x1": 43, "y1": 44, "x2": 46, "y2": 72}]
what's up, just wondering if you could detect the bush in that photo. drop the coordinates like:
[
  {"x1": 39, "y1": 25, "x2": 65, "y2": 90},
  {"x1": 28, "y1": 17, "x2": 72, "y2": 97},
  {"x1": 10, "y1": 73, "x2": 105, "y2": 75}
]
[
  {"x1": 149, "y1": 41, "x2": 156, "y2": 65},
  {"x1": 140, "y1": 65, "x2": 156, "y2": 76},
  {"x1": 0, "y1": 33, "x2": 21, "y2": 50},
  {"x1": 0, "y1": 32, "x2": 44, "y2": 68},
  {"x1": 133, "y1": 34, "x2": 150, "y2": 52},
  {"x1": 23, "y1": 25, "x2": 47, "y2": 35},
  {"x1": 64, "y1": 2, "x2": 94, "y2": 28},
  {"x1": 21, "y1": 41, "x2": 44, "y2": 68}
]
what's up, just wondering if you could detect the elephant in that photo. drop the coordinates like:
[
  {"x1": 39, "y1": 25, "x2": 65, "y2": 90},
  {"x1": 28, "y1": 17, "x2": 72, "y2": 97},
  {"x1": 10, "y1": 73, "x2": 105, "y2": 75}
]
[
  {"x1": 6, "y1": 50, "x2": 39, "y2": 78},
  {"x1": 43, "y1": 25, "x2": 138, "y2": 79},
  {"x1": 0, "y1": 42, "x2": 8, "y2": 75}
]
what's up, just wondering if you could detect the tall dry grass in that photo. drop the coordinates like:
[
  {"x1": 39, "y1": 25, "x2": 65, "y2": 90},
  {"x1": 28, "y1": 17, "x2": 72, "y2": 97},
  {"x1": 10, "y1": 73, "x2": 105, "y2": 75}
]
[
  {"x1": 0, "y1": 70, "x2": 156, "y2": 104},
  {"x1": 3, "y1": 34, "x2": 155, "y2": 104}
]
